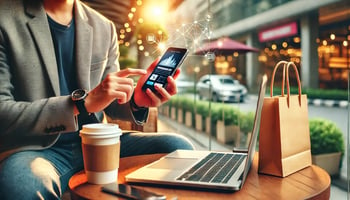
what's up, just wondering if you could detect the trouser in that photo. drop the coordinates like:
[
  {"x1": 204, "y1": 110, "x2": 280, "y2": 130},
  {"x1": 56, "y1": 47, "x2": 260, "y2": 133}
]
[{"x1": 0, "y1": 132, "x2": 194, "y2": 200}]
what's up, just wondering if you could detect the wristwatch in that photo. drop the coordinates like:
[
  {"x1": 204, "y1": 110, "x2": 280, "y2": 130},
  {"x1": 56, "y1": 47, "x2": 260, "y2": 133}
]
[{"x1": 71, "y1": 89, "x2": 89, "y2": 116}]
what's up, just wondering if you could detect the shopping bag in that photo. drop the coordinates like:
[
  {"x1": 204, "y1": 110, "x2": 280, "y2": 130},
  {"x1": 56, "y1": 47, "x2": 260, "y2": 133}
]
[{"x1": 258, "y1": 61, "x2": 312, "y2": 177}]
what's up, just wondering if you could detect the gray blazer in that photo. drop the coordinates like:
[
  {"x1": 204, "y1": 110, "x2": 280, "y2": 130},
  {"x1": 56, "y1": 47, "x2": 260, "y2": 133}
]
[{"x1": 0, "y1": 0, "x2": 141, "y2": 160}]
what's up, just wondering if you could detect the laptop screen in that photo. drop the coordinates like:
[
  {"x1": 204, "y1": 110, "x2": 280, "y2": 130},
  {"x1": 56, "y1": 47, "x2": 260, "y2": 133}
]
[{"x1": 240, "y1": 74, "x2": 267, "y2": 185}]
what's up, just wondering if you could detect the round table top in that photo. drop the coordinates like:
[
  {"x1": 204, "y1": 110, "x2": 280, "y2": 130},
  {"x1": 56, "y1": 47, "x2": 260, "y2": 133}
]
[{"x1": 69, "y1": 153, "x2": 330, "y2": 200}]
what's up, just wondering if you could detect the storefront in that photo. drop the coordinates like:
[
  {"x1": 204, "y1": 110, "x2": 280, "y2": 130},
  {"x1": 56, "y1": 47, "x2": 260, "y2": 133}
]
[{"x1": 257, "y1": 18, "x2": 349, "y2": 89}]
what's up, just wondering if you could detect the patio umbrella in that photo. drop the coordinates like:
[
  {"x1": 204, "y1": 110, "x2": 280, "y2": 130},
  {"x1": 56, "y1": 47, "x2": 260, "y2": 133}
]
[{"x1": 194, "y1": 37, "x2": 259, "y2": 55}]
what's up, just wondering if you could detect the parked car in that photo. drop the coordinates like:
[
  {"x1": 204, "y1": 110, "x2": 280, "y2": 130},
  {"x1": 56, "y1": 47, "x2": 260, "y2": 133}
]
[
  {"x1": 176, "y1": 77, "x2": 195, "y2": 93},
  {"x1": 196, "y1": 74, "x2": 248, "y2": 102}
]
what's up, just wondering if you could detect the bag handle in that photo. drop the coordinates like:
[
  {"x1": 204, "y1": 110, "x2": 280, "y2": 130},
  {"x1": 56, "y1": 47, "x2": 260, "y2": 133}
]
[
  {"x1": 270, "y1": 61, "x2": 288, "y2": 97},
  {"x1": 285, "y1": 62, "x2": 302, "y2": 106}
]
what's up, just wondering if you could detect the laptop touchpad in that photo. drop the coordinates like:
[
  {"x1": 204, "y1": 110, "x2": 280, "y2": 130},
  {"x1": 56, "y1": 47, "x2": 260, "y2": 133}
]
[{"x1": 148, "y1": 158, "x2": 197, "y2": 170}]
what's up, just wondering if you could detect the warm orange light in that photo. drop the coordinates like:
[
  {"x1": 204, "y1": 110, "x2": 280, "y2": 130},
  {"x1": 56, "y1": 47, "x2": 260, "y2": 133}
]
[
  {"x1": 138, "y1": 18, "x2": 144, "y2": 24},
  {"x1": 293, "y1": 37, "x2": 300, "y2": 43},
  {"x1": 158, "y1": 43, "x2": 166, "y2": 51},
  {"x1": 152, "y1": 6, "x2": 163, "y2": 17},
  {"x1": 322, "y1": 40, "x2": 327, "y2": 46},
  {"x1": 282, "y1": 42, "x2": 288, "y2": 48},
  {"x1": 271, "y1": 44, "x2": 277, "y2": 50}
]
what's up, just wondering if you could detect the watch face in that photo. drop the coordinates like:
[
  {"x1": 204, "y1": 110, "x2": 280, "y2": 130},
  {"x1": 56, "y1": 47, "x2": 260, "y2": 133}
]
[{"x1": 72, "y1": 89, "x2": 87, "y2": 101}]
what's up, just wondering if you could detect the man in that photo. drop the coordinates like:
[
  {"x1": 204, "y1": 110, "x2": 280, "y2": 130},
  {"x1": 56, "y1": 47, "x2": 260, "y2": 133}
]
[{"x1": 0, "y1": 0, "x2": 194, "y2": 199}]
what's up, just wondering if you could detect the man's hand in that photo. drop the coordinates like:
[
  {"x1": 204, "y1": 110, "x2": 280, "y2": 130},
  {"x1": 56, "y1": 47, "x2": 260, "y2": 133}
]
[
  {"x1": 133, "y1": 58, "x2": 180, "y2": 108},
  {"x1": 83, "y1": 68, "x2": 146, "y2": 114}
]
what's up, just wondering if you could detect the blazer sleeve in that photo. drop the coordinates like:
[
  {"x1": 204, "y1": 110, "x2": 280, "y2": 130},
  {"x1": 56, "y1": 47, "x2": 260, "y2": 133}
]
[{"x1": 0, "y1": 26, "x2": 78, "y2": 137}]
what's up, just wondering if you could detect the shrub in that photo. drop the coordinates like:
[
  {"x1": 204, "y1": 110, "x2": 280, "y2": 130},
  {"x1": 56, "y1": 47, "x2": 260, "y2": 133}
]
[
  {"x1": 195, "y1": 100, "x2": 210, "y2": 116},
  {"x1": 309, "y1": 118, "x2": 344, "y2": 156},
  {"x1": 180, "y1": 97, "x2": 195, "y2": 113},
  {"x1": 239, "y1": 111, "x2": 255, "y2": 133},
  {"x1": 217, "y1": 105, "x2": 241, "y2": 125}
]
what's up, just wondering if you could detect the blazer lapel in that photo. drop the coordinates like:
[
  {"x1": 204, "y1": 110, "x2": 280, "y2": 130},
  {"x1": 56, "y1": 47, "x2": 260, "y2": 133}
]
[
  {"x1": 74, "y1": 1, "x2": 93, "y2": 90},
  {"x1": 25, "y1": 1, "x2": 60, "y2": 96}
]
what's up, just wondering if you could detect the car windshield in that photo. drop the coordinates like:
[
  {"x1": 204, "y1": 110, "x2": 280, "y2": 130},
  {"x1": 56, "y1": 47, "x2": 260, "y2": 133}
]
[{"x1": 219, "y1": 78, "x2": 234, "y2": 84}]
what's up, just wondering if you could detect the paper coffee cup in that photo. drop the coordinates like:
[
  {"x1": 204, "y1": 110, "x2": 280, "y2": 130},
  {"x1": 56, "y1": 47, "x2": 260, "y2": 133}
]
[{"x1": 80, "y1": 123, "x2": 122, "y2": 184}]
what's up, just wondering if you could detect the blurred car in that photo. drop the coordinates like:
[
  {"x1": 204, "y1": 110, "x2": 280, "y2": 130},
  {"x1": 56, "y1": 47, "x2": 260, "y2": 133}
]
[
  {"x1": 176, "y1": 76, "x2": 195, "y2": 94},
  {"x1": 196, "y1": 74, "x2": 248, "y2": 102}
]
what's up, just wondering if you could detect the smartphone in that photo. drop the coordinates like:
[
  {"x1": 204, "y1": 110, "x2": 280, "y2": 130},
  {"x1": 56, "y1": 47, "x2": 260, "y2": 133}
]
[
  {"x1": 101, "y1": 183, "x2": 166, "y2": 200},
  {"x1": 142, "y1": 47, "x2": 188, "y2": 92}
]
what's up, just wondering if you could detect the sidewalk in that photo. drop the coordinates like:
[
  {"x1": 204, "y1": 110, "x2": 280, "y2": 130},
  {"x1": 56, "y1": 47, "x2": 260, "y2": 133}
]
[{"x1": 157, "y1": 114, "x2": 348, "y2": 200}]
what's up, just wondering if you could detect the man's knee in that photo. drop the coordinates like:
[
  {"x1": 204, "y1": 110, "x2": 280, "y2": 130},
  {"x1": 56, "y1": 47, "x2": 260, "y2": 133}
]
[
  {"x1": 157, "y1": 133, "x2": 195, "y2": 152},
  {"x1": 0, "y1": 152, "x2": 61, "y2": 200}
]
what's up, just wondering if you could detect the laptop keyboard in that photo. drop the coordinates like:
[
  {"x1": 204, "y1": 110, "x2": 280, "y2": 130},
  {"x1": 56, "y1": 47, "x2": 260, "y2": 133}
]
[{"x1": 177, "y1": 153, "x2": 246, "y2": 184}]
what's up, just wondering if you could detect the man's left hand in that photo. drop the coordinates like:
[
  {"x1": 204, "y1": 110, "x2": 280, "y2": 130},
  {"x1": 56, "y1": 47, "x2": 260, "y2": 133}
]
[{"x1": 133, "y1": 58, "x2": 180, "y2": 108}]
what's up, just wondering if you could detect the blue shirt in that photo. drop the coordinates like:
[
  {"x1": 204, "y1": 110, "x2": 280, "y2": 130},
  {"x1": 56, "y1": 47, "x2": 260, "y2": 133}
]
[
  {"x1": 48, "y1": 15, "x2": 80, "y2": 144},
  {"x1": 47, "y1": 15, "x2": 77, "y2": 95}
]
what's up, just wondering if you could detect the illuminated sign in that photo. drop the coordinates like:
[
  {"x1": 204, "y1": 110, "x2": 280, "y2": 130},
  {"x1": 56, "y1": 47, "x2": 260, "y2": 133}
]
[{"x1": 259, "y1": 22, "x2": 298, "y2": 42}]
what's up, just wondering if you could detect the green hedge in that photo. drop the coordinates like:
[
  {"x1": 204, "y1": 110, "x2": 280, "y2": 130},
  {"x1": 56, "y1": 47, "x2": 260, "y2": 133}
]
[
  {"x1": 166, "y1": 96, "x2": 255, "y2": 133},
  {"x1": 267, "y1": 87, "x2": 348, "y2": 101}
]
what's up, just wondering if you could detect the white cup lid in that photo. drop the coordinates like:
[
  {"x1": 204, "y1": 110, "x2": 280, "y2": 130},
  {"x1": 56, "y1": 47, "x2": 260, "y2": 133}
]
[{"x1": 80, "y1": 123, "x2": 122, "y2": 137}]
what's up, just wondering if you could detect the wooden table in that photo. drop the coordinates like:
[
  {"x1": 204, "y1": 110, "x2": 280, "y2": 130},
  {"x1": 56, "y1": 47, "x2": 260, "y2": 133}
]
[{"x1": 69, "y1": 153, "x2": 331, "y2": 200}]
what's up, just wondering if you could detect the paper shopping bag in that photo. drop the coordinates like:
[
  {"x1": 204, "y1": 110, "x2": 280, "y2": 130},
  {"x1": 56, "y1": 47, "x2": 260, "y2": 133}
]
[{"x1": 258, "y1": 61, "x2": 312, "y2": 177}]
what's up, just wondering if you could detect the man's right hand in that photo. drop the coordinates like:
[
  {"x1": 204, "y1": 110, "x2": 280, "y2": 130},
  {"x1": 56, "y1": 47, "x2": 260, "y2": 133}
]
[{"x1": 77, "y1": 68, "x2": 146, "y2": 115}]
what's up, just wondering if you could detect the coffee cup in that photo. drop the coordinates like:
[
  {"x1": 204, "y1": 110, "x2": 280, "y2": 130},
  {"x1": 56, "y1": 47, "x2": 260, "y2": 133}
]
[{"x1": 80, "y1": 123, "x2": 122, "y2": 184}]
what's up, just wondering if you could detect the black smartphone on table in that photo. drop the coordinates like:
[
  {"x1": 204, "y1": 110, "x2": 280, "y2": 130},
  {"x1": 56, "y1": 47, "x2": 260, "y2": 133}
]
[
  {"x1": 101, "y1": 183, "x2": 166, "y2": 200},
  {"x1": 142, "y1": 47, "x2": 188, "y2": 92}
]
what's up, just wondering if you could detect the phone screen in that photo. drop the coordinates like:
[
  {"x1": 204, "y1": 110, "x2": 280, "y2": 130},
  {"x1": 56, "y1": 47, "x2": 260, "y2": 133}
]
[
  {"x1": 101, "y1": 183, "x2": 166, "y2": 200},
  {"x1": 142, "y1": 47, "x2": 188, "y2": 92}
]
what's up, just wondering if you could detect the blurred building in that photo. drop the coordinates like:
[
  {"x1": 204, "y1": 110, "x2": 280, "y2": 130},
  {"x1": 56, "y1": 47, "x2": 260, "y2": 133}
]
[{"x1": 171, "y1": 0, "x2": 350, "y2": 90}]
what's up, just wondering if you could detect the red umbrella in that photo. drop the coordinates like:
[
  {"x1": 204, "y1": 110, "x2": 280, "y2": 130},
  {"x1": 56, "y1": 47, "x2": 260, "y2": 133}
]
[{"x1": 195, "y1": 37, "x2": 259, "y2": 55}]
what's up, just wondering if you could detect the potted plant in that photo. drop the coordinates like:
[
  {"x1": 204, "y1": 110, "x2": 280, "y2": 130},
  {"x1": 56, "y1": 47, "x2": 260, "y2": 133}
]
[
  {"x1": 169, "y1": 96, "x2": 180, "y2": 120},
  {"x1": 239, "y1": 111, "x2": 255, "y2": 147},
  {"x1": 181, "y1": 97, "x2": 194, "y2": 127},
  {"x1": 194, "y1": 100, "x2": 210, "y2": 132},
  {"x1": 207, "y1": 103, "x2": 222, "y2": 137},
  {"x1": 309, "y1": 118, "x2": 345, "y2": 177},
  {"x1": 216, "y1": 105, "x2": 241, "y2": 146}
]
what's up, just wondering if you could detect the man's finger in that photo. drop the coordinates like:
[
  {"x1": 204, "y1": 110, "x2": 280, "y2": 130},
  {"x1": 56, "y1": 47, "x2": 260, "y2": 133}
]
[{"x1": 116, "y1": 68, "x2": 147, "y2": 77}]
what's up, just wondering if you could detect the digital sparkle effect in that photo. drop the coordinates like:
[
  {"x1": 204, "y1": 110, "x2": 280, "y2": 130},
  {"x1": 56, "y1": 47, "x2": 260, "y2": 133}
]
[{"x1": 148, "y1": 14, "x2": 214, "y2": 59}]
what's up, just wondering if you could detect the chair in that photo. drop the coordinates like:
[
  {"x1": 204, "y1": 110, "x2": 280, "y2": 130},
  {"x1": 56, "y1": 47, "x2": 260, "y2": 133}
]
[{"x1": 105, "y1": 107, "x2": 158, "y2": 132}]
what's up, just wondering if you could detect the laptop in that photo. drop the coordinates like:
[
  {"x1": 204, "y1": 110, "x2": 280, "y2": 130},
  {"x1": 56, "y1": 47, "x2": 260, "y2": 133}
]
[{"x1": 125, "y1": 74, "x2": 267, "y2": 191}]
